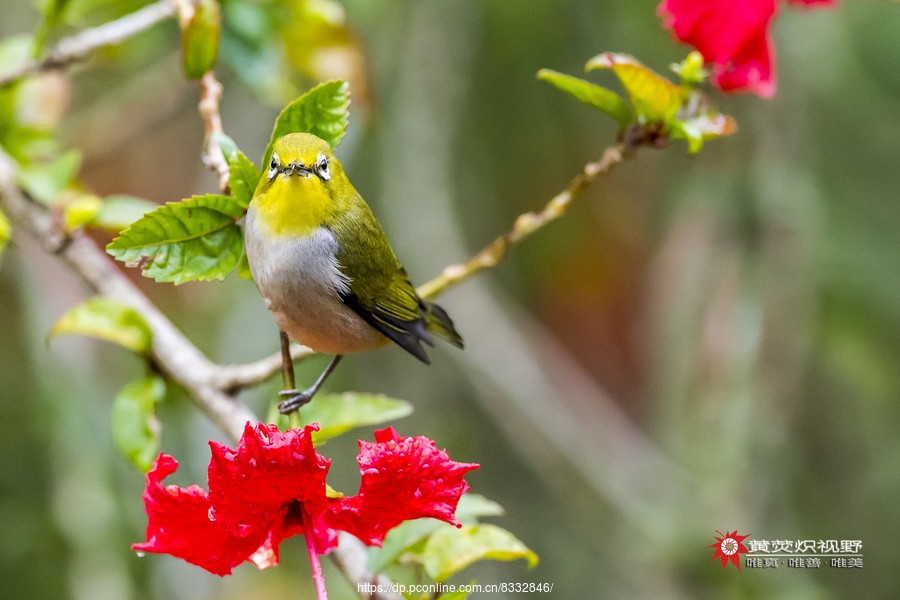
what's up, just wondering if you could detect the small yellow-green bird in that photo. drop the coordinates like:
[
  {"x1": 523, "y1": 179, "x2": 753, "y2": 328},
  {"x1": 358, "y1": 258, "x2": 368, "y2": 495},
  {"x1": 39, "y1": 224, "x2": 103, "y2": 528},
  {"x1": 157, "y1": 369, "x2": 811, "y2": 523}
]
[{"x1": 244, "y1": 133, "x2": 463, "y2": 413}]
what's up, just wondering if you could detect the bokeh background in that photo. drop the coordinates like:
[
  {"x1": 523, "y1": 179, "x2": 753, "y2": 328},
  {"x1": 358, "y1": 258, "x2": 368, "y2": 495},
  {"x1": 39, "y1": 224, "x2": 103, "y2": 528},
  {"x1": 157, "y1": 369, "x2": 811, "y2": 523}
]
[{"x1": 2, "y1": 0, "x2": 899, "y2": 598}]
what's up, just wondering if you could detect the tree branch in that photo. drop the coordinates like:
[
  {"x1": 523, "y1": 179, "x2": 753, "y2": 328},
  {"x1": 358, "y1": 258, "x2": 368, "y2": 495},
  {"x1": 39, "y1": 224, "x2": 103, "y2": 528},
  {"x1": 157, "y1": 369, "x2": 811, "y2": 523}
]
[
  {"x1": 198, "y1": 71, "x2": 232, "y2": 193},
  {"x1": 417, "y1": 142, "x2": 632, "y2": 300},
  {"x1": 0, "y1": 0, "x2": 178, "y2": 89},
  {"x1": 0, "y1": 145, "x2": 400, "y2": 600},
  {"x1": 215, "y1": 342, "x2": 316, "y2": 393},
  {"x1": 0, "y1": 147, "x2": 255, "y2": 440}
]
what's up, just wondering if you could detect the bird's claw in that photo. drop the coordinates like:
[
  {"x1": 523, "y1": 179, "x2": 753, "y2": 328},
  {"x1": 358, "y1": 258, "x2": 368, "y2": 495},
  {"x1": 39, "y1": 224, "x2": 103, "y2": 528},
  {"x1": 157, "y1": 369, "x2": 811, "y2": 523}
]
[{"x1": 277, "y1": 389, "x2": 314, "y2": 414}]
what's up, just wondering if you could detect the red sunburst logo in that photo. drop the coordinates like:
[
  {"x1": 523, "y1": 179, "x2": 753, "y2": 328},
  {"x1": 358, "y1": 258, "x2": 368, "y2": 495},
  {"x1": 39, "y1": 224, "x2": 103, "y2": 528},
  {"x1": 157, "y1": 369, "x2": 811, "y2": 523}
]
[{"x1": 709, "y1": 530, "x2": 750, "y2": 571}]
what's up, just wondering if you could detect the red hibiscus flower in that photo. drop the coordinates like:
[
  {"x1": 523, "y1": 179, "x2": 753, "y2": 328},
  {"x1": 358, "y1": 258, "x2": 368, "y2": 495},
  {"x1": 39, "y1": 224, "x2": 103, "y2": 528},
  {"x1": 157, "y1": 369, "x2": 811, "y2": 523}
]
[
  {"x1": 659, "y1": 0, "x2": 836, "y2": 97},
  {"x1": 133, "y1": 423, "x2": 478, "y2": 577}
]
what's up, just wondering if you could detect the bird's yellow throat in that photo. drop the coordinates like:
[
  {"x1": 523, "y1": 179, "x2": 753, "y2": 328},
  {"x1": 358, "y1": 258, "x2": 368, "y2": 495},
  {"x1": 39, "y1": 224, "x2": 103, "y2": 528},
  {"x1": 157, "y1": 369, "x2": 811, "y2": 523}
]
[{"x1": 252, "y1": 175, "x2": 332, "y2": 238}]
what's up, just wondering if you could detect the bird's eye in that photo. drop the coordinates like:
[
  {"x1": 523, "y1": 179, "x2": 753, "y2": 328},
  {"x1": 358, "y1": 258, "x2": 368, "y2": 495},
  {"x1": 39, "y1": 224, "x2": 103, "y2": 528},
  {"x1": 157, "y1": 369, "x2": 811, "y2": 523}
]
[
  {"x1": 316, "y1": 155, "x2": 331, "y2": 181},
  {"x1": 267, "y1": 153, "x2": 280, "y2": 180}
]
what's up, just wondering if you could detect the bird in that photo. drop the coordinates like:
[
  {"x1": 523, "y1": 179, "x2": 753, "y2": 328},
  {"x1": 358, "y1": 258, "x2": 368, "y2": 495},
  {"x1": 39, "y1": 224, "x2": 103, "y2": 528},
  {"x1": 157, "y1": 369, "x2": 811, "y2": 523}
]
[{"x1": 244, "y1": 133, "x2": 463, "y2": 413}]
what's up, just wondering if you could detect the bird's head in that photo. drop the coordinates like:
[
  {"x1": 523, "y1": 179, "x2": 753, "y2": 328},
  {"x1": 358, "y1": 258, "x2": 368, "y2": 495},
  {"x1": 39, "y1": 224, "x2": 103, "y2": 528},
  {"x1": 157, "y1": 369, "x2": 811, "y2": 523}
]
[{"x1": 251, "y1": 133, "x2": 348, "y2": 237}]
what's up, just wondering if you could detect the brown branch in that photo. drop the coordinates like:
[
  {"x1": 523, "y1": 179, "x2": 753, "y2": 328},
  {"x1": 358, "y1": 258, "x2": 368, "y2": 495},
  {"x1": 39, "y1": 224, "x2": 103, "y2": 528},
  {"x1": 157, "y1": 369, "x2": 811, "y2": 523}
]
[
  {"x1": 216, "y1": 342, "x2": 316, "y2": 393},
  {"x1": 197, "y1": 71, "x2": 231, "y2": 192},
  {"x1": 417, "y1": 142, "x2": 633, "y2": 300},
  {"x1": 0, "y1": 0, "x2": 178, "y2": 89}
]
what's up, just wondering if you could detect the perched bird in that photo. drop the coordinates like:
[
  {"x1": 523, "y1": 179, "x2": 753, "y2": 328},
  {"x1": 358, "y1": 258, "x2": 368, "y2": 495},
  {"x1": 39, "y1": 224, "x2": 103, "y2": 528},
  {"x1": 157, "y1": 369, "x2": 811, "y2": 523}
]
[{"x1": 244, "y1": 133, "x2": 463, "y2": 413}]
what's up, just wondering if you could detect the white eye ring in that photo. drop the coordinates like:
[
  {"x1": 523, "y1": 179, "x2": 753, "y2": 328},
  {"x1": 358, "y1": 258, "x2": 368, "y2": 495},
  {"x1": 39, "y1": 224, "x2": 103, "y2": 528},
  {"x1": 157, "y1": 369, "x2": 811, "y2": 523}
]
[
  {"x1": 267, "y1": 152, "x2": 280, "y2": 180},
  {"x1": 316, "y1": 154, "x2": 330, "y2": 181}
]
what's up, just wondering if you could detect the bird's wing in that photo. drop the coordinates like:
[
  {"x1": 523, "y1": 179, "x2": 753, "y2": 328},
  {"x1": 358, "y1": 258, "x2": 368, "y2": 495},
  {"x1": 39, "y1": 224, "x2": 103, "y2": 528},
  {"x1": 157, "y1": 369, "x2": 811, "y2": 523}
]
[{"x1": 331, "y1": 201, "x2": 434, "y2": 363}]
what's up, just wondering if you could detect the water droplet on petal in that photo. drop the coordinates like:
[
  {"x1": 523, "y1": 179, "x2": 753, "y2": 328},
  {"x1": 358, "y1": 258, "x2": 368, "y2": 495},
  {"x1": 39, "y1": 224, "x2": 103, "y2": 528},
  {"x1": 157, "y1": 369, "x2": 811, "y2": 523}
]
[{"x1": 135, "y1": 551, "x2": 146, "y2": 558}]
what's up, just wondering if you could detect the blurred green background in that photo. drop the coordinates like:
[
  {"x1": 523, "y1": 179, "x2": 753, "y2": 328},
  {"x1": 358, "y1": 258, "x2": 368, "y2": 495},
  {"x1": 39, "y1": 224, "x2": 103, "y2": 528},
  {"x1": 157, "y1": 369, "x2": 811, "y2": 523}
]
[{"x1": 2, "y1": 0, "x2": 899, "y2": 598}]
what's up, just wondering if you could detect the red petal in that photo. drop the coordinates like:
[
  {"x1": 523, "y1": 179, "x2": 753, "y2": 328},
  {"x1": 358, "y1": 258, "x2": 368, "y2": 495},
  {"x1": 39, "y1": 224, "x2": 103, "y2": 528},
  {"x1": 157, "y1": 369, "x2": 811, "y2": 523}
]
[
  {"x1": 207, "y1": 423, "x2": 335, "y2": 554},
  {"x1": 328, "y1": 427, "x2": 480, "y2": 546},
  {"x1": 659, "y1": 0, "x2": 777, "y2": 96},
  {"x1": 789, "y1": 0, "x2": 835, "y2": 6},
  {"x1": 132, "y1": 454, "x2": 269, "y2": 576},
  {"x1": 659, "y1": 0, "x2": 836, "y2": 97}
]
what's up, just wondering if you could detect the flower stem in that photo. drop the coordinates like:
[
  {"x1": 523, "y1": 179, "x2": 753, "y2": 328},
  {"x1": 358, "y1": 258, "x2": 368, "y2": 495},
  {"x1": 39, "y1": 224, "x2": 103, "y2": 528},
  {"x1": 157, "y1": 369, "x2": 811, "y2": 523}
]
[{"x1": 303, "y1": 509, "x2": 328, "y2": 600}]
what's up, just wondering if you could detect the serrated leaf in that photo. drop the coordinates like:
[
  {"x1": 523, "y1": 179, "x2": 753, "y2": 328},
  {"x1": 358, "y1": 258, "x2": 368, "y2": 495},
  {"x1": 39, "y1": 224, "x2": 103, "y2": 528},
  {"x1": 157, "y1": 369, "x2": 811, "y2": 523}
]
[
  {"x1": 112, "y1": 375, "x2": 165, "y2": 472},
  {"x1": 423, "y1": 524, "x2": 539, "y2": 582},
  {"x1": 106, "y1": 194, "x2": 245, "y2": 284},
  {"x1": 586, "y1": 52, "x2": 686, "y2": 124},
  {"x1": 217, "y1": 140, "x2": 260, "y2": 208},
  {"x1": 300, "y1": 392, "x2": 413, "y2": 444},
  {"x1": 51, "y1": 297, "x2": 153, "y2": 354},
  {"x1": 16, "y1": 149, "x2": 82, "y2": 205},
  {"x1": 263, "y1": 79, "x2": 350, "y2": 167},
  {"x1": 181, "y1": 0, "x2": 221, "y2": 79},
  {"x1": 0, "y1": 208, "x2": 11, "y2": 265},
  {"x1": 537, "y1": 69, "x2": 631, "y2": 129},
  {"x1": 92, "y1": 194, "x2": 157, "y2": 231}
]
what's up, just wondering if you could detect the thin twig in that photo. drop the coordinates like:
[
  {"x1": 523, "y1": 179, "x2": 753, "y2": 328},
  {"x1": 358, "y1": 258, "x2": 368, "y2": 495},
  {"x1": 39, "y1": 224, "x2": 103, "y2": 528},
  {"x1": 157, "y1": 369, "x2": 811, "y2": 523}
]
[
  {"x1": 197, "y1": 72, "x2": 231, "y2": 192},
  {"x1": 417, "y1": 142, "x2": 632, "y2": 300},
  {"x1": 0, "y1": 0, "x2": 178, "y2": 89},
  {"x1": 215, "y1": 342, "x2": 315, "y2": 393}
]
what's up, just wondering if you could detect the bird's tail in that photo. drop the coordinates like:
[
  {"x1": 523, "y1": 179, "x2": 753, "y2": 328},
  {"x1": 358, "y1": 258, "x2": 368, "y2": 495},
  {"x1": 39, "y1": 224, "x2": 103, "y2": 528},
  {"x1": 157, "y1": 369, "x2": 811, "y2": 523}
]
[{"x1": 423, "y1": 300, "x2": 464, "y2": 349}]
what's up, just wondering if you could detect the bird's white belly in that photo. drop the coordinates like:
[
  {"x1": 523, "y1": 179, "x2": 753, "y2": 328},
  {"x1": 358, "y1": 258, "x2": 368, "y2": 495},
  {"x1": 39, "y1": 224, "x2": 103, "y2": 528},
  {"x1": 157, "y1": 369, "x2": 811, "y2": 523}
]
[{"x1": 244, "y1": 213, "x2": 386, "y2": 355}]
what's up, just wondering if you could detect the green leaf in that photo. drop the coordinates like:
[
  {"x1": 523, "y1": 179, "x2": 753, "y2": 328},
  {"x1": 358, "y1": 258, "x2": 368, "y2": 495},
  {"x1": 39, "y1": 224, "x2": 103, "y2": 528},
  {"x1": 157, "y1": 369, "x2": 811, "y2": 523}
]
[
  {"x1": 33, "y1": 0, "x2": 72, "y2": 55},
  {"x1": 16, "y1": 149, "x2": 82, "y2": 205},
  {"x1": 369, "y1": 518, "x2": 442, "y2": 573},
  {"x1": 423, "y1": 524, "x2": 539, "y2": 582},
  {"x1": 63, "y1": 193, "x2": 102, "y2": 231},
  {"x1": 236, "y1": 249, "x2": 254, "y2": 280},
  {"x1": 0, "y1": 208, "x2": 11, "y2": 265},
  {"x1": 112, "y1": 375, "x2": 165, "y2": 472},
  {"x1": 586, "y1": 52, "x2": 686, "y2": 124},
  {"x1": 106, "y1": 194, "x2": 245, "y2": 284},
  {"x1": 671, "y1": 51, "x2": 708, "y2": 87},
  {"x1": 435, "y1": 591, "x2": 469, "y2": 600},
  {"x1": 181, "y1": 0, "x2": 221, "y2": 79},
  {"x1": 368, "y1": 493, "x2": 505, "y2": 573},
  {"x1": 92, "y1": 194, "x2": 157, "y2": 231},
  {"x1": 369, "y1": 518, "x2": 443, "y2": 574},
  {"x1": 537, "y1": 68, "x2": 631, "y2": 129},
  {"x1": 669, "y1": 111, "x2": 738, "y2": 154},
  {"x1": 300, "y1": 392, "x2": 413, "y2": 444},
  {"x1": 455, "y1": 493, "x2": 505, "y2": 522},
  {"x1": 50, "y1": 297, "x2": 153, "y2": 354},
  {"x1": 214, "y1": 134, "x2": 260, "y2": 208},
  {"x1": 263, "y1": 79, "x2": 350, "y2": 167}
]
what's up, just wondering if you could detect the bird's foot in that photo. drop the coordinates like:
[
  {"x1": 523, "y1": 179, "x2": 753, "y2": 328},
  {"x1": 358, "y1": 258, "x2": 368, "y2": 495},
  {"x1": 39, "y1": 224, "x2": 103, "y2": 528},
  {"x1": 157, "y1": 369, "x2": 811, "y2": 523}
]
[{"x1": 277, "y1": 388, "x2": 314, "y2": 414}]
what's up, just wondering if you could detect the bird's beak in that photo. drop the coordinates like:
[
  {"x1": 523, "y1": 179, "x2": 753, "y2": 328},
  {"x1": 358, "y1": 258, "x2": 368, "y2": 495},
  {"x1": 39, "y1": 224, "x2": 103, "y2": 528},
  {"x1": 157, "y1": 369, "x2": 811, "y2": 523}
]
[{"x1": 288, "y1": 163, "x2": 312, "y2": 178}]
